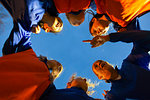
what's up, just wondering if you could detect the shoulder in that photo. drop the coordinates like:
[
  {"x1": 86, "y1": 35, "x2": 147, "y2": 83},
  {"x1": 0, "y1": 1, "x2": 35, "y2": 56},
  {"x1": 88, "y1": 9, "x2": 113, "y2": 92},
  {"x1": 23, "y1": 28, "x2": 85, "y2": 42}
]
[{"x1": 105, "y1": 91, "x2": 126, "y2": 100}]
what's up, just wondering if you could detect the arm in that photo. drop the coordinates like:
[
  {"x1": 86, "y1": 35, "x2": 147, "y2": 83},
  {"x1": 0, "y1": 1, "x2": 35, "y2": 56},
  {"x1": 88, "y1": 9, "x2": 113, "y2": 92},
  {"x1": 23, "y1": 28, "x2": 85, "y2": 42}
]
[
  {"x1": 109, "y1": 30, "x2": 150, "y2": 43},
  {"x1": 110, "y1": 30, "x2": 150, "y2": 51},
  {"x1": 2, "y1": 22, "x2": 32, "y2": 55},
  {"x1": 83, "y1": 35, "x2": 110, "y2": 48},
  {"x1": 105, "y1": 92, "x2": 126, "y2": 100},
  {"x1": 27, "y1": 0, "x2": 45, "y2": 27},
  {"x1": 83, "y1": 30, "x2": 150, "y2": 50}
]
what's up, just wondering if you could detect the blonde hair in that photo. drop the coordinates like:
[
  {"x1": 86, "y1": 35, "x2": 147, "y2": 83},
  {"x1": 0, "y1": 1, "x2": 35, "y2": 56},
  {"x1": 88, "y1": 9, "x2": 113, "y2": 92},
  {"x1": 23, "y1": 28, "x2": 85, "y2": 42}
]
[
  {"x1": 86, "y1": 79, "x2": 100, "y2": 95},
  {"x1": 68, "y1": 74, "x2": 100, "y2": 95},
  {"x1": 53, "y1": 64, "x2": 63, "y2": 79}
]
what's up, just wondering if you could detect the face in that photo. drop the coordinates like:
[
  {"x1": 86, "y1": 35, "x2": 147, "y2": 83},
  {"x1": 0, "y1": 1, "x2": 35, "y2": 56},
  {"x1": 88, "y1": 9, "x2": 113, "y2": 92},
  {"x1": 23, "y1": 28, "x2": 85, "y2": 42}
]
[
  {"x1": 92, "y1": 60, "x2": 115, "y2": 80},
  {"x1": 67, "y1": 77, "x2": 88, "y2": 92},
  {"x1": 90, "y1": 18, "x2": 110, "y2": 37},
  {"x1": 66, "y1": 10, "x2": 85, "y2": 26},
  {"x1": 40, "y1": 12, "x2": 63, "y2": 33},
  {"x1": 50, "y1": 17, "x2": 63, "y2": 32}
]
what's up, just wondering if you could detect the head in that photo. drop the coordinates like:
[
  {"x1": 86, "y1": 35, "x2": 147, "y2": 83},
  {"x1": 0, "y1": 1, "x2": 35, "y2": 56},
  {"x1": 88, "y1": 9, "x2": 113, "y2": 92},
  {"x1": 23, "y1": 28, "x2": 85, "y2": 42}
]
[
  {"x1": 89, "y1": 14, "x2": 110, "y2": 37},
  {"x1": 38, "y1": 55, "x2": 63, "y2": 79},
  {"x1": 66, "y1": 74, "x2": 99, "y2": 95},
  {"x1": 66, "y1": 10, "x2": 85, "y2": 26},
  {"x1": 47, "y1": 60, "x2": 63, "y2": 79},
  {"x1": 39, "y1": 12, "x2": 63, "y2": 33},
  {"x1": 66, "y1": 74, "x2": 88, "y2": 92},
  {"x1": 92, "y1": 60, "x2": 118, "y2": 80}
]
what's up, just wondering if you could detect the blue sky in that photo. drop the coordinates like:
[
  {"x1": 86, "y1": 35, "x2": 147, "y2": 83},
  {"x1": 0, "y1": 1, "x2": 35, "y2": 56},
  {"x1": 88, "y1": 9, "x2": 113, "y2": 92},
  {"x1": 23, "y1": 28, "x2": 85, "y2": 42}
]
[{"x1": 0, "y1": 3, "x2": 150, "y2": 99}]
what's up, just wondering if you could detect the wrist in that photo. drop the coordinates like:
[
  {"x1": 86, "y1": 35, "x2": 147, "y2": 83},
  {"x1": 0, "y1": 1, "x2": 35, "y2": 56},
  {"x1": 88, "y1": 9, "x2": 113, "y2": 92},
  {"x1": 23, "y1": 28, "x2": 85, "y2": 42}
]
[{"x1": 103, "y1": 35, "x2": 110, "y2": 42}]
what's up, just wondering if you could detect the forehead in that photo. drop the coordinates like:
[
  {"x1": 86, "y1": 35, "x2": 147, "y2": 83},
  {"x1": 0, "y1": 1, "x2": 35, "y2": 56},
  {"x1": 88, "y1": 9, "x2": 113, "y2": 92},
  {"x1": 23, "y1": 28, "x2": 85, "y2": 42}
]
[
  {"x1": 92, "y1": 62, "x2": 100, "y2": 72},
  {"x1": 93, "y1": 60, "x2": 102, "y2": 66},
  {"x1": 92, "y1": 60, "x2": 104, "y2": 71}
]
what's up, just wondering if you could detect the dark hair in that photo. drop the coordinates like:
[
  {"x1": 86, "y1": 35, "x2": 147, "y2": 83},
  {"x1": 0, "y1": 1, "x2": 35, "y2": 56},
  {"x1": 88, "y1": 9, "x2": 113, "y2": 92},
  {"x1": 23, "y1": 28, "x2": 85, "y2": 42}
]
[
  {"x1": 42, "y1": 0, "x2": 59, "y2": 17},
  {"x1": 89, "y1": 14, "x2": 103, "y2": 34}
]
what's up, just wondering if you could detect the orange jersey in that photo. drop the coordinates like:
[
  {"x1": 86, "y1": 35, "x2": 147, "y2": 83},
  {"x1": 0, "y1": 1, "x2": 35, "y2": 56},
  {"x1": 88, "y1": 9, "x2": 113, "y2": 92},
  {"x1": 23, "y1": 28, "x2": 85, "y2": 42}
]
[
  {"x1": 94, "y1": 0, "x2": 150, "y2": 27},
  {"x1": 53, "y1": 0, "x2": 91, "y2": 13},
  {"x1": 0, "y1": 49, "x2": 50, "y2": 100}
]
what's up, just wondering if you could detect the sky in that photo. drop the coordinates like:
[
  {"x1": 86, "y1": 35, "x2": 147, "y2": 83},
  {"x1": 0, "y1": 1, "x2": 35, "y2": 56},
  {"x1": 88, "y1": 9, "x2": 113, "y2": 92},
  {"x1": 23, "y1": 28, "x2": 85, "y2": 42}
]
[{"x1": 0, "y1": 3, "x2": 150, "y2": 99}]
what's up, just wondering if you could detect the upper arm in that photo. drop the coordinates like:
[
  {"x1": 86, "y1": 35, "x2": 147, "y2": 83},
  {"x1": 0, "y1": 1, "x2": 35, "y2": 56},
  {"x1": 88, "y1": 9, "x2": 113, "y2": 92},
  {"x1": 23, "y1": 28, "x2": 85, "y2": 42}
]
[
  {"x1": 105, "y1": 92, "x2": 126, "y2": 100},
  {"x1": 109, "y1": 30, "x2": 150, "y2": 51},
  {"x1": 28, "y1": 0, "x2": 45, "y2": 26}
]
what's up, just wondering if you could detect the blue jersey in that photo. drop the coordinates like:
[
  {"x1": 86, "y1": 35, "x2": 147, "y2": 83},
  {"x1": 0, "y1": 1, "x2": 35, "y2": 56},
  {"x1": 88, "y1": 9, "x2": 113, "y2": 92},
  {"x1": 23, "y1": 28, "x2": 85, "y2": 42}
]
[
  {"x1": 40, "y1": 84, "x2": 95, "y2": 100},
  {"x1": 105, "y1": 30, "x2": 150, "y2": 100}
]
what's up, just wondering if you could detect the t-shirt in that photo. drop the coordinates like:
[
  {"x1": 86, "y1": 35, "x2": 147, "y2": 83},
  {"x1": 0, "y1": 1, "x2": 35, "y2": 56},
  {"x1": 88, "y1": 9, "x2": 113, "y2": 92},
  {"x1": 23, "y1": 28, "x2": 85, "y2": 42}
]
[{"x1": 0, "y1": 49, "x2": 51, "y2": 100}]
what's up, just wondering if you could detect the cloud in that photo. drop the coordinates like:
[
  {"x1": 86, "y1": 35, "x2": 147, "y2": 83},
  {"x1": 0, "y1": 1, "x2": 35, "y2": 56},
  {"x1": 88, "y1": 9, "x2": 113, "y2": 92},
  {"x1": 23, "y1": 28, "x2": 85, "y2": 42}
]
[{"x1": 0, "y1": 6, "x2": 8, "y2": 34}]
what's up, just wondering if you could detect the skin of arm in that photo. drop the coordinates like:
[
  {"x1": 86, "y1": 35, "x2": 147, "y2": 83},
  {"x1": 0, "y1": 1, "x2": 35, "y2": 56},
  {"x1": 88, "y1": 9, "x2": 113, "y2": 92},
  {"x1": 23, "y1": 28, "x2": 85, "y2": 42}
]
[
  {"x1": 83, "y1": 35, "x2": 110, "y2": 48},
  {"x1": 83, "y1": 30, "x2": 150, "y2": 49}
]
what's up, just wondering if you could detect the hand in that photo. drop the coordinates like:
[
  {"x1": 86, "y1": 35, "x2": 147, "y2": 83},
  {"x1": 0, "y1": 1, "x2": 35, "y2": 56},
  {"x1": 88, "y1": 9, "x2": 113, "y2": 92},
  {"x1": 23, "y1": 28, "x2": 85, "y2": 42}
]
[
  {"x1": 83, "y1": 35, "x2": 110, "y2": 48},
  {"x1": 102, "y1": 90, "x2": 109, "y2": 97},
  {"x1": 31, "y1": 25, "x2": 41, "y2": 34}
]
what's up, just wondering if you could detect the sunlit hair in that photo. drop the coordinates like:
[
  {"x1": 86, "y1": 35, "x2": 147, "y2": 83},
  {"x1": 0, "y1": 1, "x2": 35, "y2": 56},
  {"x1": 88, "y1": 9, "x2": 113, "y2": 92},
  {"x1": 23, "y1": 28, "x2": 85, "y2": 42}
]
[
  {"x1": 38, "y1": 55, "x2": 63, "y2": 79},
  {"x1": 53, "y1": 63, "x2": 63, "y2": 79},
  {"x1": 68, "y1": 74, "x2": 100, "y2": 95}
]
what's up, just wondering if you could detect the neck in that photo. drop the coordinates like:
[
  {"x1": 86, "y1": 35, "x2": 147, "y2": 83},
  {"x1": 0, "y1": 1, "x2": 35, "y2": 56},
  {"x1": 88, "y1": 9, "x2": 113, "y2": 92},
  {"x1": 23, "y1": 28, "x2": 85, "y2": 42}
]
[
  {"x1": 114, "y1": 74, "x2": 121, "y2": 80},
  {"x1": 110, "y1": 70, "x2": 121, "y2": 80}
]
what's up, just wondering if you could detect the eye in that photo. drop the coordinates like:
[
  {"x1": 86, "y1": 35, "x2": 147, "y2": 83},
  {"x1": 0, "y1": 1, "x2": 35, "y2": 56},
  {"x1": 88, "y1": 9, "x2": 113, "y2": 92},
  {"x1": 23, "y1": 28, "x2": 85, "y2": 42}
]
[
  {"x1": 98, "y1": 61, "x2": 105, "y2": 68},
  {"x1": 93, "y1": 30, "x2": 96, "y2": 33},
  {"x1": 103, "y1": 30, "x2": 106, "y2": 33},
  {"x1": 101, "y1": 63, "x2": 105, "y2": 68},
  {"x1": 97, "y1": 28, "x2": 101, "y2": 33},
  {"x1": 95, "y1": 64, "x2": 98, "y2": 68},
  {"x1": 98, "y1": 61, "x2": 102, "y2": 65},
  {"x1": 56, "y1": 22, "x2": 59, "y2": 27}
]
